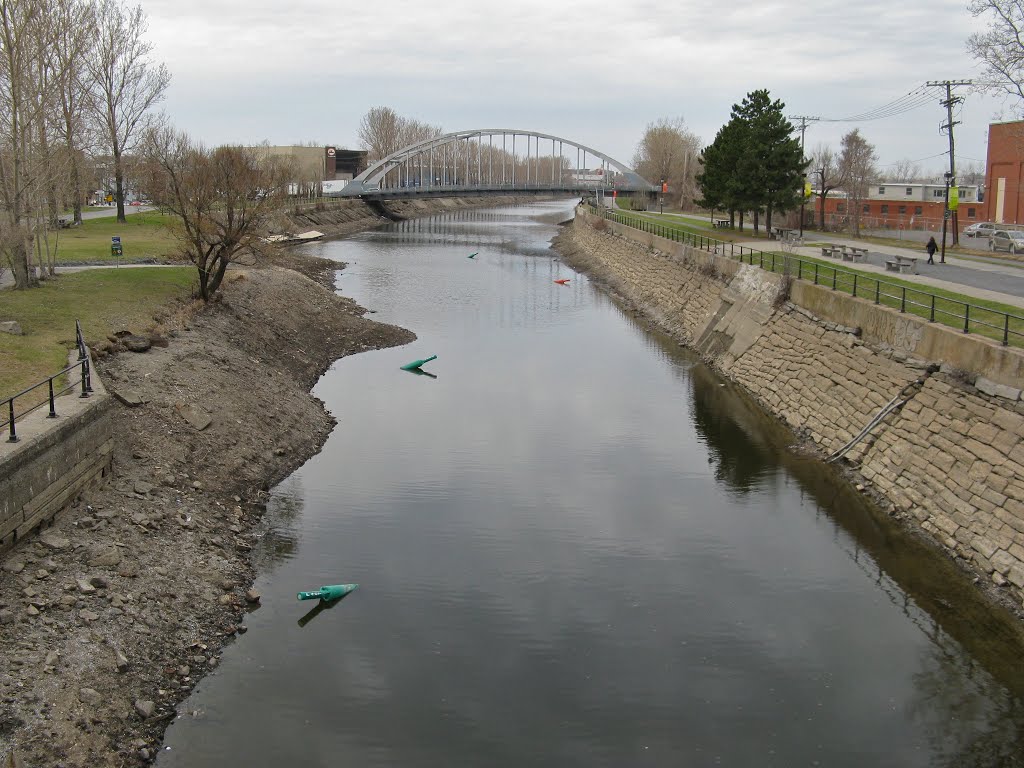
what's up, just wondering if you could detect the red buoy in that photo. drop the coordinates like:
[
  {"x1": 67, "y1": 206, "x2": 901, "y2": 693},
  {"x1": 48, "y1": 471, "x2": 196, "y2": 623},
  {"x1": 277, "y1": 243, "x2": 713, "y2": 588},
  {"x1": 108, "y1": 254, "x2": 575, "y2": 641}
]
[{"x1": 554, "y1": 279, "x2": 570, "y2": 285}]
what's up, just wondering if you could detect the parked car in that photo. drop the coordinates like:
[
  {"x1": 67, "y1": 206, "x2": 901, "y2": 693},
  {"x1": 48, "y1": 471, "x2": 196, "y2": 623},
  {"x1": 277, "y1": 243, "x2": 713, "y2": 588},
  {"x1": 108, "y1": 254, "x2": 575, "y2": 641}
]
[
  {"x1": 964, "y1": 221, "x2": 997, "y2": 238},
  {"x1": 989, "y1": 229, "x2": 1024, "y2": 254},
  {"x1": 129, "y1": 200, "x2": 142, "y2": 206}
]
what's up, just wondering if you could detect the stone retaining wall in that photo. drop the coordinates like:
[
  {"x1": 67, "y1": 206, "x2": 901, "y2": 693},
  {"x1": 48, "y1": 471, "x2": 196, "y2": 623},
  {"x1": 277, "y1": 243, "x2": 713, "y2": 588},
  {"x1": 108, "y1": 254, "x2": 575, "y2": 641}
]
[
  {"x1": 560, "y1": 209, "x2": 1024, "y2": 608},
  {"x1": 0, "y1": 357, "x2": 113, "y2": 553}
]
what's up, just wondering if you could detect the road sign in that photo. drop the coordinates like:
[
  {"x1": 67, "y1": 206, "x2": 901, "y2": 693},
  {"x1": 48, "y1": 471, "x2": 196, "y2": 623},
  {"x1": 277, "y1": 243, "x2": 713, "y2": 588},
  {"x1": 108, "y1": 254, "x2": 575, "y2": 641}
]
[{"x1": 112, "y1": 236, "x2": 121, "y2": 244}]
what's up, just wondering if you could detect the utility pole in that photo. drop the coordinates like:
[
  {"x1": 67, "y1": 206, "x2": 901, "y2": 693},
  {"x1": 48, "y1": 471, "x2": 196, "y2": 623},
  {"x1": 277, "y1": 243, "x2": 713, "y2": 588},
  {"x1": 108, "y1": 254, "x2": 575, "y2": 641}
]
[
  {"x1": 926, "y1": 80, "x2": 971, "y2": 261},
  {"x1": 789, "y1": 115, "x2": 820, "y2": 237}
]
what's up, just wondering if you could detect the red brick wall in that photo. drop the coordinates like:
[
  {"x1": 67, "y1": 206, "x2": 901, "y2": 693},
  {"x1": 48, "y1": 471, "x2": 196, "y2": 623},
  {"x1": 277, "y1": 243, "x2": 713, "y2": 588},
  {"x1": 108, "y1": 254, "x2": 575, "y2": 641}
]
[
  {"x1": 985, "y1": 122, "x2": 1024, "y2": 225},
  {"x1": 813, "y1": 197, "x2": 976, "y2": 233}
]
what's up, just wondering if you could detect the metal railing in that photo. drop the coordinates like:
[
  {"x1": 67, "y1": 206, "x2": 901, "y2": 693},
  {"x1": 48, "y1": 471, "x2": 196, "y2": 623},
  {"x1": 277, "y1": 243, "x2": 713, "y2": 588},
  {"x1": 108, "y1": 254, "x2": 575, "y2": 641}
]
[
  {"x1": 2, "y1": 321, "x2": 93, "y2": 443},
  {"x1": 588, "y1": 206, "x2": 1024, "y2": 348}
]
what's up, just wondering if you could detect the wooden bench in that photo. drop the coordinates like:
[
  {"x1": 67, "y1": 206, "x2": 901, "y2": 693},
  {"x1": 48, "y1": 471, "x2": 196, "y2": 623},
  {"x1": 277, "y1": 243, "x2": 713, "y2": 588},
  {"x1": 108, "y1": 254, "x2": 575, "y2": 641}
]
[
  {"x1": 712, "y1": 218, "x2": 731, "y2": 229},
  {"x1": 884, "y1": 256, "x2": 918, "y2": 274}
]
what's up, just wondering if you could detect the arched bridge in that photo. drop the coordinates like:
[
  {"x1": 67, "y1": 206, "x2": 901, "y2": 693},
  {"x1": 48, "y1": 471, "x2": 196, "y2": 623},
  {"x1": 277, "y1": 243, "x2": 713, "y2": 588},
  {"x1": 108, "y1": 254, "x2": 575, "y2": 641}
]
[{"x1": 334, "y1": 129, "x2": 656, "y2": 199}]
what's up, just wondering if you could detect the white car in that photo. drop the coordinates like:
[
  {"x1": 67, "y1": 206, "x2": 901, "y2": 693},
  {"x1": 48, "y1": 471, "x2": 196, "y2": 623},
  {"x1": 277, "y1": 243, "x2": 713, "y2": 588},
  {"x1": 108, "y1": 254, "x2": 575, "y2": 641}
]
[{"x1": 964, "y1": 222, "x2": 996, "y2": 238}]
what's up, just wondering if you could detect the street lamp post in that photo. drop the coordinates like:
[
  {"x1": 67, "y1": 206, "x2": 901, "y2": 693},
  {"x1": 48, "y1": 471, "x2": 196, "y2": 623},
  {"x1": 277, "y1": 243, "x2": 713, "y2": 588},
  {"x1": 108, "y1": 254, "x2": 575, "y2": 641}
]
[
  {"x1": 800, "y1": 175, "x2": 807, "y2": 237},
  {"x1": 940, "y1": 171, "x2": 951, "y2": 264}
]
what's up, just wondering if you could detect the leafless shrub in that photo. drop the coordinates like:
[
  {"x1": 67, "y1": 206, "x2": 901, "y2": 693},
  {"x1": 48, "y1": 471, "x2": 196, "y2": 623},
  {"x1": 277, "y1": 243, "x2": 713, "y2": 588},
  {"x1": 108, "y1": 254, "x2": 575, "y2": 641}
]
[
  {"x1": 698, "y1": 259, "x2": 719, "y2": 280},
  {"x1": 774, "y1": 273, "x2": 793, "y2": 308},
  {"x1": 591, "y1": 217, "x2": 607, "y2": 231}
]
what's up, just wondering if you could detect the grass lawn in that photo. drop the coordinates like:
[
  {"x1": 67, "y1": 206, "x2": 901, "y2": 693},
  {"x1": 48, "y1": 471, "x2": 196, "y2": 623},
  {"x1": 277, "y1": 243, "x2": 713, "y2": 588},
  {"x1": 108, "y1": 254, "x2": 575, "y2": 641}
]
[
  {"x1": 0, "y1": 267, "x2": 195, "y2": 407},
  {"x1": 55, "y1": 211, "x2": 181, "y2": 264}
]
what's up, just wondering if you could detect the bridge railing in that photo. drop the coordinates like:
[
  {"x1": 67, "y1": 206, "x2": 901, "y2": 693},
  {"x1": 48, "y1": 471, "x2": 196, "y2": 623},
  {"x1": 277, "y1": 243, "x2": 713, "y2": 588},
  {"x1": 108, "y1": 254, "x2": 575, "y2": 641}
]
[{"x1": 587, "y1": 206, "x2": 1024, "y2": 349}]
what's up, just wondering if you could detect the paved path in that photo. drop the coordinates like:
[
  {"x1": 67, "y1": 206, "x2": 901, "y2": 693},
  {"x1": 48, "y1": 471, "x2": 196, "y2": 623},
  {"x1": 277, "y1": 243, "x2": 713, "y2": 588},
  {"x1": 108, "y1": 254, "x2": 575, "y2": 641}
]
[
  {"x1": 637, "y1": 211, "x2": 1024, "y2": 310},
  {"x1": 778, "y1": 235, "x2": 1024, "y2": 309}
]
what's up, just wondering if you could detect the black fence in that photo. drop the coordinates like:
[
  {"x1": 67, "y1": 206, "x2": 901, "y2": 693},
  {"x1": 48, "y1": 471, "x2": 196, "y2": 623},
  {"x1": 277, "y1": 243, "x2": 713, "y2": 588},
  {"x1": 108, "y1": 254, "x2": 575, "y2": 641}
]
[
  {"x1": 589, "y1": 207, "x2": 1024, "y2": 348},
  {"x1": 2, "y1": 321, "x2": 93, "y2": 443}
]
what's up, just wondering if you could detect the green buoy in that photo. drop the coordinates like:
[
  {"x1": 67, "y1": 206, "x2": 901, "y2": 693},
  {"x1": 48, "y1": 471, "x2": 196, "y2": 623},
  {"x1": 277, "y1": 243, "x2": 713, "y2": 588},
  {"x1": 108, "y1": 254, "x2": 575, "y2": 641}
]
[
  {"x1": 468, "y1": 252, "x2": 478, "y2": 259},
  {"x1": 297, "y1": 584, "x2": 358, "y2": 601},
  {"x1": 400, "y1": 354, "x2": 437, "y2": 371}
]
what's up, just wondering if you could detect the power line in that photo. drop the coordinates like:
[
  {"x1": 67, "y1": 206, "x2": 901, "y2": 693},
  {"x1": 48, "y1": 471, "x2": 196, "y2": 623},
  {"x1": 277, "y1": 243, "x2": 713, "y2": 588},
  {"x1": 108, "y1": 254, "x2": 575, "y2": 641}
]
[
  {"x1": 877, "y1": 151, "x2": 949, "y2": 167},
  {"x1": 819, "y1": 85, "x2": 935, "y2": 123}
]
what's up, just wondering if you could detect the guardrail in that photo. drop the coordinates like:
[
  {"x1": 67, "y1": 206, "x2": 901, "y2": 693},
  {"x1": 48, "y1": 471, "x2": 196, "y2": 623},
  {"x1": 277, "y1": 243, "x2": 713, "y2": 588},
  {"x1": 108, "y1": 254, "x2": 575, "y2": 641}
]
[
  {"x1": 2, "y1": 321, "x2": 93, "y2": 443},
  {"x1": 588, "y1": 206, "x2": 1024, "y2": 348}
]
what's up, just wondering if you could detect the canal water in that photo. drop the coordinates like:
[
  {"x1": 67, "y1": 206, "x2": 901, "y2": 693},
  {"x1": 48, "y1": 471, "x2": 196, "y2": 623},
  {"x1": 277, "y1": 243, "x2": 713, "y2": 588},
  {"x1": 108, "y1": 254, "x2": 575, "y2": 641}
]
[{"x1": 158, "y1": 200, "x2": 1024, "y2": 767}]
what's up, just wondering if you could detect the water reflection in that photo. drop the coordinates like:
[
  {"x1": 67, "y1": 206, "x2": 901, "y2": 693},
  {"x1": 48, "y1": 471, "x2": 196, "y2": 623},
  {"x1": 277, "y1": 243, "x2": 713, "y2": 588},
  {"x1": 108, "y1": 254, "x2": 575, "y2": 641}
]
[{"x1": 157, "y1": 200, "x2": 1024, "y2": 768}]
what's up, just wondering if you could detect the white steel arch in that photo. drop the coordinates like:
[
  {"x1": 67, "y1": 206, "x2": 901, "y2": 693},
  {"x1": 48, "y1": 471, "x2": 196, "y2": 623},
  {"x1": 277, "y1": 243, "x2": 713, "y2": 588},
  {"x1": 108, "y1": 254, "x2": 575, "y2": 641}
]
[{"x1": 336, "y1": 129, "x2": 655, "y2": 197}]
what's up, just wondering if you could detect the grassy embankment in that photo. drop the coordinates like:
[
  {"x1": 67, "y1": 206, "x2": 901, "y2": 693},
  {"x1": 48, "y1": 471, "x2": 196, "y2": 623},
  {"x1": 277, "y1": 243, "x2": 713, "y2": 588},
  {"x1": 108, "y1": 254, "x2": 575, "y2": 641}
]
[
  {"x1": 604, "y1": 209, "x2": 1024, "y2": 348},
  {"x1": 1, "y1": 212, "x2": 193, "y2": 407}
]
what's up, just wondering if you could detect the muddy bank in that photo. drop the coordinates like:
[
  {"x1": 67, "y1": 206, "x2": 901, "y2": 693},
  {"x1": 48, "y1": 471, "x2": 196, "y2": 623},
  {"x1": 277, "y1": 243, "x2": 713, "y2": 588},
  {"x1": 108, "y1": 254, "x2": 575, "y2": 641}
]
[
  {"x1": 279, "y1": 194, "x2": 562, "y2": 240},
  {"x1": 0, "y1": 255, "x2": 413, "y2": 767}
]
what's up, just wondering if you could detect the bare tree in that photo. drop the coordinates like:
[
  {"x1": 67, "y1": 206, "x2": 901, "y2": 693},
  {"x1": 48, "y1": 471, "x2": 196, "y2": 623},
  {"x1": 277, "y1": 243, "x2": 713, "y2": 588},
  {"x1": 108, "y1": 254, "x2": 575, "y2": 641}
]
[
  {"x1": 632, "y1": 117, "x2": 702, "y2": 209},
  {"x1": 0, "y1": 0, "x2": 52, "y2": 288},
  {"x1": 358, "y1": 106, "x2": 403, "y2": 163},
  {"x1": 399, "y1": 117, "x2": 442, "y2": 149},
  {"x1": 143, "y1": 127, "x2": 293, "y2": 301},
  {"x1": 809, "y1": 143, "x2": 846, "y2": 231},
  {"x1": 358, "y1": 107, "x2": 442, "y2": 163},
  {"x1": 885, "y1": 158, "x2": 922, "y2": 183},
  {"x1": 959, "y1": 161, "x2": 986, "y2": 186},
  {"x1": 967, "y1": 0, "x2": 1024, "y2": 110},
  {"x1": 838, "y1": 129, "x2": 878, "y2": 237},
  {"x1": 90, "y1": 0, "x2": 168, "y2": 223},
  {"x1": 52, "y1": 0, "x2": 96, "y2": 226}
]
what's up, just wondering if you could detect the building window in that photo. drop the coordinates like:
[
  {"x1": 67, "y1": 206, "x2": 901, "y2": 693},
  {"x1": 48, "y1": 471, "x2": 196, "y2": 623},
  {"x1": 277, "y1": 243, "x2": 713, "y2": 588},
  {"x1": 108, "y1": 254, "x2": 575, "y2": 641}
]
[
  {"x1": 906, "y1": 187, "x2": 913, "y2": 195},
  {"x1": 915, "y1": 206, "x2": 922, "y2": 215},
  {"x1": 881, "y1": 204, "x2": 889, "y2": 214},
  {"x1": 837, "y1": 203, "x2": 846, "y2": 213},
  {"x1": 934, "y1": 190, "x2": 945, "y2": 198},
  {"x1": 878, "y1": 186, "x2": 885, "y2": 194},
  {"x1": 862, "y1": 204, "x2": 869, "y2": 213},
  {"x1": 898, "y1": 205, "x2": 906, "y2": 214},
  {"x1": 967, "y1": 207, "x2": 976, "y2": 217}
]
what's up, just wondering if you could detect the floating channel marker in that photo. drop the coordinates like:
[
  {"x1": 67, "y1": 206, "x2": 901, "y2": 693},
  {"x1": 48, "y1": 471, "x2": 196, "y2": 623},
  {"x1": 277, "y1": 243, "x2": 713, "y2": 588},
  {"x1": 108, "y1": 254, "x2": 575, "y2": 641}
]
[
  {"x1": 468, "y1": 252, "x2": 478, "y2": 259},
  {"x1": 400, "y1": 355, "x2": 437, "y2": 371},
  {"x1": 297, "y1": 584, "x2": 359, "y2": 601},
  {"x1": 554, "y1": 279, "x2": 570, "y2": 285}
]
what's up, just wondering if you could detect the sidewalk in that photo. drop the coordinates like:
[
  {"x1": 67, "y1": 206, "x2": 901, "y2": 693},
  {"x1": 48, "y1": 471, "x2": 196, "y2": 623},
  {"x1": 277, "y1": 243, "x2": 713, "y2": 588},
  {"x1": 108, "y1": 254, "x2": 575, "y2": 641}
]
[{"x1": 733, "y1": 231, "x2": 1024, "y2": 311}]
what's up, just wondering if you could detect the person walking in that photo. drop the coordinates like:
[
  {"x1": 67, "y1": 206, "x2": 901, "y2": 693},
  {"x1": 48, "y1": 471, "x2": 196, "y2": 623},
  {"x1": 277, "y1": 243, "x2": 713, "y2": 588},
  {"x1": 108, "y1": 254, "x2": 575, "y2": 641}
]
[{"x1": 926, "y1": 236, "x2": 938, "y2": 265}]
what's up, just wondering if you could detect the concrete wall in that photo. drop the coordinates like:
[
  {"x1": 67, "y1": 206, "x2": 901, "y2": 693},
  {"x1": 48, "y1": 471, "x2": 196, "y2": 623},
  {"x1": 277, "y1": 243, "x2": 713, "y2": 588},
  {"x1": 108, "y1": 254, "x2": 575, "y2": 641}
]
[
  {"x1": 0, "y1": 357, "x2": 113, "y2": 553},
  {"x1": 562, "y1": 209, "x2": 1024, "y2": 607}
]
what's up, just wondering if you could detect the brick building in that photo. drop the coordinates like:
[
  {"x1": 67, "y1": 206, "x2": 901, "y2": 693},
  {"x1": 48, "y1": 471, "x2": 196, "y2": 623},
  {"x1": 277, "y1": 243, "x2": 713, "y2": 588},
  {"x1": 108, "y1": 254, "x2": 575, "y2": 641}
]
[
  {"x1": 984, "y1": 120, "x2": 1024, "y2": 225},
  {"x1": 813, "y1": 182, "x2": 981, "y2": 233}
]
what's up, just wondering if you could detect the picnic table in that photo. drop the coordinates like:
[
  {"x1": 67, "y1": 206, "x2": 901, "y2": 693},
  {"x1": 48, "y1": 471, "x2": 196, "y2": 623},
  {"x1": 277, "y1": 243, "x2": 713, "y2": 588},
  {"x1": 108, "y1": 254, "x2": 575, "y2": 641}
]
[
  {"x1": 820, "y1": 245, "x2": 842, "y2": 258},
  {"x1": 771, "y1": 226, "x2": 796, "y2": 240},
  {"x1": 712, "y1": 218, "x2": 731, "y2": 229},
  {"x1": 884, "y1": 255, "x2": 918, "y2": 274},
  {"x1": 841, "y1": 246, "x2": 868, "y2": 263}
]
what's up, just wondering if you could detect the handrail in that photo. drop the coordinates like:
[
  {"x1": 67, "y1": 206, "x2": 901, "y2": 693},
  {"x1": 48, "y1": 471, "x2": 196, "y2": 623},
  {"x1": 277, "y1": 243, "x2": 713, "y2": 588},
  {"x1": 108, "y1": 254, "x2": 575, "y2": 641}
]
[
  {"x1": 2, "y1": 322, "x2": 92, "y2": 443},
  {"x1": 587, "y1": 206, "x2": 1024, "y2": 348}
]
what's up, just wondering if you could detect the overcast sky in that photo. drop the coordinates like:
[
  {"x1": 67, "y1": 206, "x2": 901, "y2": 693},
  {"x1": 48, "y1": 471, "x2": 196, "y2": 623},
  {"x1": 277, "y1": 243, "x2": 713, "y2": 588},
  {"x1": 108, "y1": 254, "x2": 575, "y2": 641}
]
[{"x1": 143, "y1": 0, "x2": 1013, "y2": 178}]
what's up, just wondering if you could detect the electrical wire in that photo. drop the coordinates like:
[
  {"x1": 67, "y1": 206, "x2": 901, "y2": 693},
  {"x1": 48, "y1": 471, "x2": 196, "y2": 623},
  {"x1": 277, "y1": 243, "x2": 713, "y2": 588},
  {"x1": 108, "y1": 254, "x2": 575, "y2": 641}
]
[
  {"x1": 820, "y1": 85, "x2": 937, "y2": 123},
  {"x1": 877, "y1": 151, "x2": 949, "y2": 167}
]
